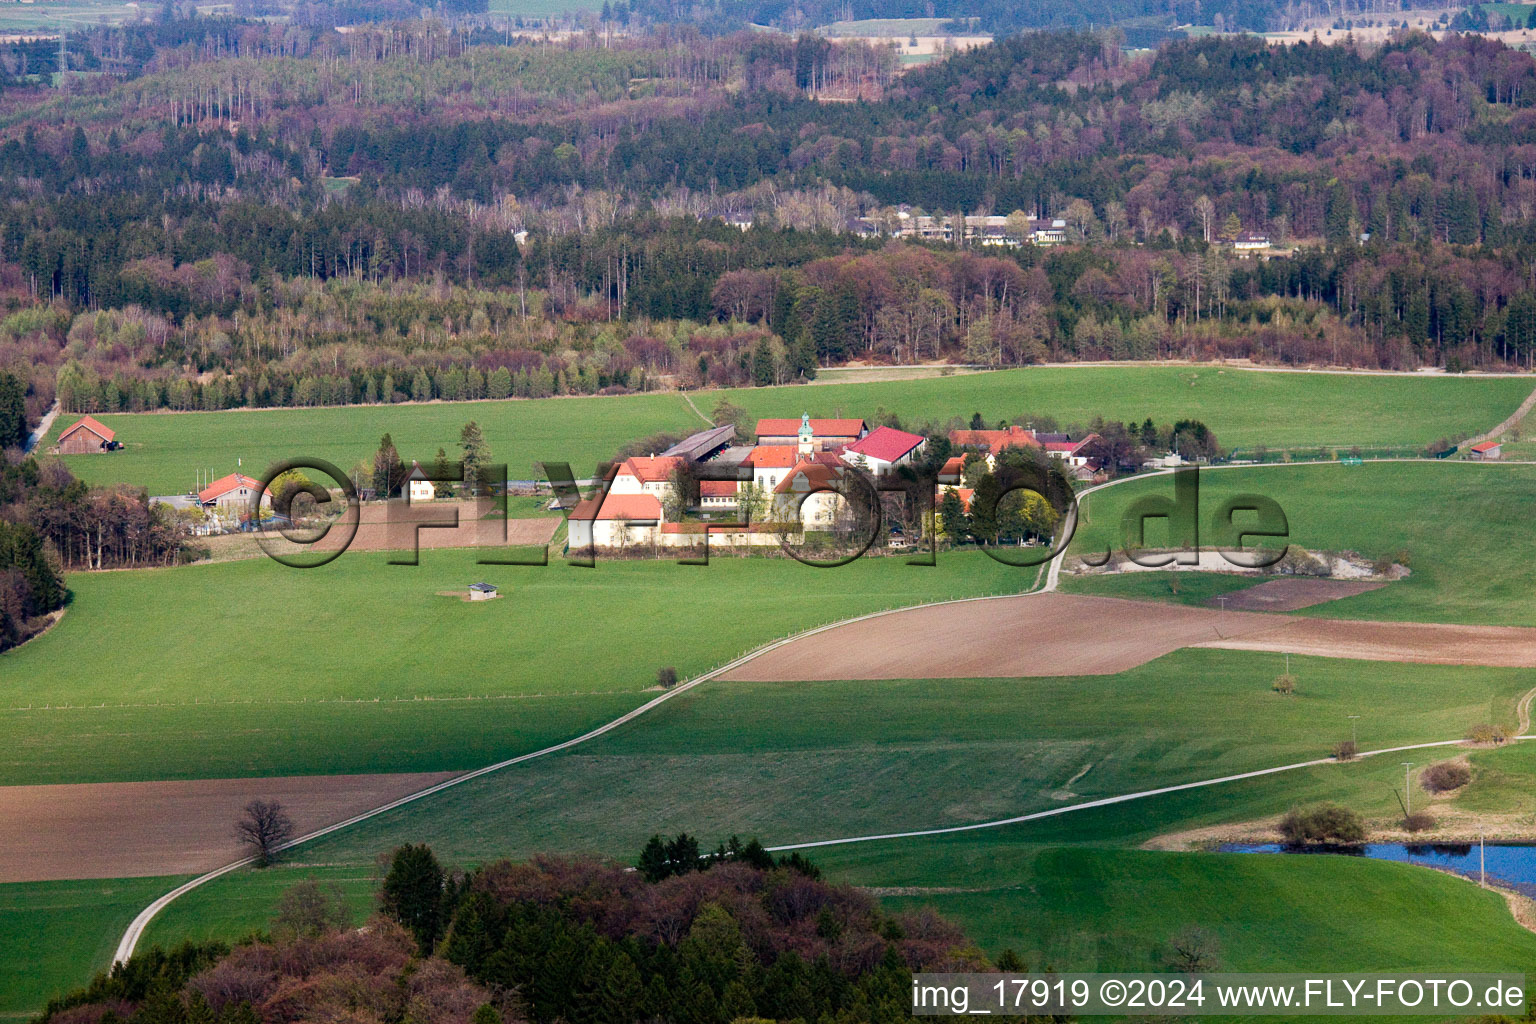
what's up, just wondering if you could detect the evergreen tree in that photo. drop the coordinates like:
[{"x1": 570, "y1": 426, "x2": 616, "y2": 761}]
[
  {"x1": 0, "y1": 371, "x2": 26, "y2": 450},
  {"x1": 937, "y1": 488, "x2": 967, "y2": 541},
  {"x1": 488, "y1": 366, "x2": 513, "y2": 399},
  {"x1": 969, "y1": 473, "x2": 1002, "y2": 544},
  {"x1": 373, "y1": 432, "x2": 404, "y2": 498},
  {"x1": 380, "y1": 843, "x2": 446, "y2": 952},
  {"x1": 750, "y1": 337, "x2": 775, "y2": 386},
  {"x1": 460, "y1": 420, "x2": 490, "y2": 492},
  {"x1": 637, "y1": 834, "x2": 670, "y2": 882}
]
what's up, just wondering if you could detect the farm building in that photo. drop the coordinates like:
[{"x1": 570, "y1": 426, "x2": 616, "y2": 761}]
[
  {"x1": 58, "y1": 415, "x2": 118, "y2": 454},
  {"x1": 568, "y1": 492, "x2": 665, "y2": 550},
  {"x1": 755, "y1": 413, "x2": 866, "y2": 449},
  {"x1": 700, "y1": 479, "x2": 739, "y2": 509},
  {"x1": 842, "y1": 426, "x2": 926, "y2": 476},
  {"x1": 1470, "y1": 440, "x2": 1503, "y2": 460},
  {"x1": 661, "y1": 424, "x2": 736, "y2": 462},
  {"x1": 468, "y1": 582, "x2": 499, "y2": 601},
  {"x1": 198, "y1": 473, "x2": 271, "y2": 517}
]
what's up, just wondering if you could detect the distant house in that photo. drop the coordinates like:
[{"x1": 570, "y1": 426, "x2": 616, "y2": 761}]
[
  {"x1": 1470, "y1": 440, "x2": 1503, "y2": 461},
  {"x1": 1042, "y1": 434, "x2": 1101, "y2": 470},
  {"x1": 406, "y1": 463, "x2": 436, "y2": 502},
  {"x1": 1233, "y1": 231, "x2": 1271, "y2": 256},
  {"x1": 198, "y1": 473, "x2": 271, "y2": 518},
  {"x1": 755, "y1": 414, "x2": 867, "y2": 450},
  {"x1": 842, "y1": 425, "x2": 926, "y2": 476},
  {"x1": 58, "y1": 415, "x2": 117, "y2": 454},
  {"x1": 1031, "y1": 219, "x2": 1068, "y2": 245},
  {"x1": 468, "y1": 582, "x2": 499, "y2": 601}
]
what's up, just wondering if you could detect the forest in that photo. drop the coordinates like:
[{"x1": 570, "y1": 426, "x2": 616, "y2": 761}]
[
  {"x1": 5, "y1": 21, "x2": 1536, "y2": 428},
  {"x1": 38, "y1": 842, "x2": 991, "y2": 1024}
]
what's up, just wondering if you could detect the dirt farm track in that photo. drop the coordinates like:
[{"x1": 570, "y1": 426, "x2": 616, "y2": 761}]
[{"x1": 8, "y1": 593, "x2": 1536, "y2": 884}]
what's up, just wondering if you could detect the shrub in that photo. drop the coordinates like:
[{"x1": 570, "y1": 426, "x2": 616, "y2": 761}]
[
  {"x1": 657, "y1": 666, "x2": 679, "y2": 688},
  {"x1": 1272, "y1": 673, "x2": 1297, "y2": 695},
  {"x1": 1332, "y1": 740, "x2": 1357, "y2": 761},
  {"x1": 1278, "y1": 804, "x2": 1366, "y2": 845},
  {"x1": 1420, "y1": 760, "x2": 1472, "y2": 793},
  {"x1": 1402, "y1": 812, "x2": 1437, "y2": 833},
  {"x1": 1465, "y1": 723, "x2": 1509, "y2": 745}
]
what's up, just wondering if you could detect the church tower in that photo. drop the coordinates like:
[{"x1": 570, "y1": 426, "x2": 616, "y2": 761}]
[{"x1": 797, "y1": 412, "x2": 814, "y2": 455}]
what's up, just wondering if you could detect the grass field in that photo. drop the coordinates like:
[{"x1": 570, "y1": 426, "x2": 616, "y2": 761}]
[
  {"x1": 490, "y1": 0, "x2": 602, "y2": 16},
  {"x1": 43, "y1": 368, "x2": 1536, "y2": 495},
  {"x1": 121, "y1": 648, "x2": 1536, "y2": 979},
  {"x1": 0, "y1": 549, "x2": 1032, "y2": 784},
  {"x1": 818, "y1": 17, "x2": 953, "y2": 35},
  {"x1": 876, "y1": 845, "x2": 1536, "y2": 973},
  {"x1": 1064, "y1": 461, "x2": 1536, "y2": 625},
  {"x1": 0, "y1": 875, "x2": 185, "y2": 1018},
  {"x1": 227, "y1": 649, "x2": 1521, "y2": 867}
]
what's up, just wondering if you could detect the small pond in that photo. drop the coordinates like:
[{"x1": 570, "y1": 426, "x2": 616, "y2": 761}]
[{"x1": 1221, "y1": 842, "x2": 1536, "y2": 896}]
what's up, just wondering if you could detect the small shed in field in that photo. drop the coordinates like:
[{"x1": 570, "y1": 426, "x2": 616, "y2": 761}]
[
  {"x1": 468, "y1": 582, "x2": 499, "y2": 601},
  {"x1": 1470, "y1": 440, "x2": 1503, "y2": 461},
  {"x1": 58, "y1": 415, "x2": 116, "y2": 454}
]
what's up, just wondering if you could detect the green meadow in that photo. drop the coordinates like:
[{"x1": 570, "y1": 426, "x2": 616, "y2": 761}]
[
  {"x1": 206, "y1": 649, "x2": 1521, "y2": 867},
  {"x1": 0, "y1": 549, "x2": 1031, "y2": 785},
  {"x1": 45, "y1": 368, "x2": 1535, "y2": 495},
  {"x1": 126, "y1": 650, "x2": 1536, "y2": 981},
  {"x1": 0, "y1": 875, "x2": 185, "y2": 1018},
  {"x1": 1065, "y1": 460, "x2": 1536, "y2": 625}
]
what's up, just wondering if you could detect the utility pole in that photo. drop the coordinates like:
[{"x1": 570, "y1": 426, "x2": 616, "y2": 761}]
[
  {"x1": 1480, "y1": 833, "x2": 1486, "y2": 888},
  {"x1": 1348, "y1": 715, "x2": 1360, "y2": 745},
  {"x1": 1402, "y1": 762, "x2": 1415, "y2": 815}
]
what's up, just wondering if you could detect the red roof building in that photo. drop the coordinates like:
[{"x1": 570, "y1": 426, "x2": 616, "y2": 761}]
[
  {"x1": 570, "y1": 492, "x2": 664, "y2": 521},
  {"x1": 618, "y1": 455, "x2": 682, "y2": 483},
  {"x1": 700, "y1": 480, "x2": 739, "y2": 497},
  {"x1": 748, "y1": 445, "x2": 800, "y2": 469},
  {"x1": 948, "y1": 425, "x2": 1038, "y2": 455},
  {"x1": 58, "y1": 415, "x2": 116, "y2": 454},
  {"x1": 755, "y1": 417, "x2": 866, "y2": 437},
  {"x1": 845, "y1": 426, "x2": 926, "y2": 466}
]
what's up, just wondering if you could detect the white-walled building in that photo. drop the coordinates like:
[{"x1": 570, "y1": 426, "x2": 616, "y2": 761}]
[
  {"x1": 406, "y1": 463, "x2": 437, "y2": 502},
  {"x1": 841, "y1": 426, "x2": 927, "y2": 476}
]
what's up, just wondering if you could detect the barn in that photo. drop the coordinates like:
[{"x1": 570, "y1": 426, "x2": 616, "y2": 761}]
[{"x1": 58, "y1": 416, "x2": 117, "y2": 454}]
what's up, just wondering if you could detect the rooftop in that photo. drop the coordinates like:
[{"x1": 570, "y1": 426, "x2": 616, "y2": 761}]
[{"x1": 846, "y1": 425, "x2": 926, "y2": 463}]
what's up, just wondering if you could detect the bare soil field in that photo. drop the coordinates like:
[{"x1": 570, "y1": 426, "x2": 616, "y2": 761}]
[
  {"x1": 207, "y1": 503, "x2": 558, "y2": 562},
  {"x1": 1211, "y1": 578, "x2": 1386, "y2": 612},
  {"x1": 723, "y1": 595, "x2": 1281, "y2": 680},
  {"x1": 0, "y1": 771, "x2": 457, "y2": 882},
  {"x1": 722, "y1": 593, "x2": 1536, "y2": 681},
  {"x1": 1202, "y1": 618, "x2": 1536, "y2": 668}
]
